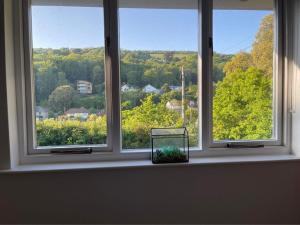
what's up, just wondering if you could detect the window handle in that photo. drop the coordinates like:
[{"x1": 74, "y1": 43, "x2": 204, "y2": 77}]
[
  {"x1": 226, "y1": 143, "x2": 264, "y2": 149},
  {"x1": 106, "y1": 36, "x2": 111, "y2": 55},
  {"x1": 209, "y1": 37, "x2": 213, "y2": 51},
  {"x1": 50, "y1": 148, "x2": 93, "y2": 154}
]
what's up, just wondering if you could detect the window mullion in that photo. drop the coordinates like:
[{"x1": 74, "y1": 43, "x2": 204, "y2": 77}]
[
  {"x1": 200, "y1": 0, "x2": 213, "y2": 150},
  {"x1": 104, "y1": 0, "x2": 121, "y2": 154}
]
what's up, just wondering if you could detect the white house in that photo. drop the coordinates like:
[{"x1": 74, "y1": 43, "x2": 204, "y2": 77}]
[
  {"x1": 77, "y1": 80, "x2": 92, "y2": 94},
  {"x1": 121, "y1": 84, "x2": 137, "y2": 92},
  {"x1": 36, "y1": 106, "x2": 48, "y2": 120},
  {"x1": 143, "y1": 84, "x2": 160, "y2": 94},
  {"x1": 65, "y1": 107, "x2": 89, "y2": 120},
  {"x1": 166, "y1": 99, "x2": 182, "y2": 113}
]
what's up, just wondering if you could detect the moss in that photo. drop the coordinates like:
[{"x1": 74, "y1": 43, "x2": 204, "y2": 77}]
[{"x1": 153, "y1": 146, "x2": 188, "y2": 163}]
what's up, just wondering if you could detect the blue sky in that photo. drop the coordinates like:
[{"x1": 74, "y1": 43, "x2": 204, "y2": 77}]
[{"x1": 32, "y1": 6, "x2": 271, "y2": 54}]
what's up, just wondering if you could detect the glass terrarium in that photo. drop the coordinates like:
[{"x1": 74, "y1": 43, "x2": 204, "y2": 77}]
[{"x1": 151, "y1": 127, "x2": 189, "y2": 164}]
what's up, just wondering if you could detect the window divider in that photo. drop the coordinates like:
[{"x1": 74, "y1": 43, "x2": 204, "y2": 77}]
[
  {"x1": 199, "y1": 0, "x2": 212, "y2": 150},
  {"x1": 104, "y1": 0, "x2": 121, "y2": 154},
  {"x1": 22, "y1": 0, "x2": 37, "y2": 154}
]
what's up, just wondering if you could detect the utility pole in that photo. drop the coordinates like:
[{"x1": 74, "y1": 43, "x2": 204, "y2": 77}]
[{"x1": 181, "y1": 66, "x2": 186, "y2": 126}]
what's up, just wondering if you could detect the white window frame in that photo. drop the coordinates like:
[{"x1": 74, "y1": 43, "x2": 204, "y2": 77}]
[
  {"x1": 14, "y1": 0, "x2": 119, "y2": 157},
  {"x1": 202, "y1": 0, "x2": 288, "y2": 150},
  {"x1": 12, "y1": 0, "x2": 291, "y2": 165}
]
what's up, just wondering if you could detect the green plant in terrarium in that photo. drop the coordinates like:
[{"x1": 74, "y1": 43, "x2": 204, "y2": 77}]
[{"x1": 153, "y1": 146, "x2": 187, "y2": 163}]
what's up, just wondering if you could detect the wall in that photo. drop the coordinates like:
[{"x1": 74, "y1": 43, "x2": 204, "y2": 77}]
[
  {"x1": 0, "y1": 161, "x2": 300, "y2": 224},
  {"x1": 0, "y1": 1, "x2": 300, "y2": 224}
]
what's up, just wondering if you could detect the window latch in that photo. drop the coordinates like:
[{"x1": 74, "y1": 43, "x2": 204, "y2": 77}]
[
  {"x1": 50, "y1": 148, "x2": 93, "y2": 154},
  {"x1": 226, "y1": 143, "x2": 264, "y2": 149},
  {"x1": 209, "y1": 37, "x2": 213, "y2": 50},
  {"x1": 106, "y1": 36, "x2": 111, "y2": 53}
]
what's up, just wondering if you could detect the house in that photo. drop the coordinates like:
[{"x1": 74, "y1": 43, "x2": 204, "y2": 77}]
[
  {"x1": 169, "y1": 85, "x2": 181, "y2": 91},
  {"x1": 35, "y1": 106, "x2": 48, "y2": 120},
  {"x1": 65, "y1": 107, "x2": 89, "y2": 120},
  {"x1": 166, "y1": 99, "x2": 182, "y2": 113},
  {"x1": 121, "y1": 84, "x2": 137, "y2": 92},
  {"x1": 143, "y1": 84, "x2": 160, "y2": 94},
  {"x1": 77, "y1": 80, "x2": 92, "y2": 94}
]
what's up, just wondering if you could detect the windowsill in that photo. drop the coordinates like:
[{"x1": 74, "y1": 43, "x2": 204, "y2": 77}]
[{"x1": 1, "y1": 154, "x2": 299, "y2": 174}]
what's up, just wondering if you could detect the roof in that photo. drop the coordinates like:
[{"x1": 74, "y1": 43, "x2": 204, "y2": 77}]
[
  {"x1": 77, "y1": 80, "x2": 92, "y2": 84},
  {"x1": 121, "y1": 84, "x2": 137, "y2": 91},
  {"x1": 65, "y1": 107, "x2": 89, "y2": 114},
  {"x1": 143, "y1": 84, "x2": 159, "y2": 93}
]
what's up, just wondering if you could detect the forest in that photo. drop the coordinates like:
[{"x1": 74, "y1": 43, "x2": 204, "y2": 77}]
[{"x1": 35, "y1": 14, "x2": 273, "y2": 149}]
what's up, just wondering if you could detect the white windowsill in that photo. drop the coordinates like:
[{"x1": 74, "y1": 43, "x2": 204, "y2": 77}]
[{"x1": 1, "y1": 154, "x2": 299, "y2": 174}]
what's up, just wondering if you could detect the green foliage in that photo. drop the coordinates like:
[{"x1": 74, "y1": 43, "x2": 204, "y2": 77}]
[
  {"x1": 48, "y1": 85, "x2": 76, "y2": 114},
  {"x1": 72, "y1": 95, "x2": 105, "y2": 111},
  {"x1": 213, "y1": 52, "x2": 233, "y2": 82},
  {"x1": 122, "y1": 95, "x2": 183, "y2": 148},
  {"x1": 153, "y1": 146, "x2": 187, "y2": 163},
  {"x1": 252, "y1": 14, "x2": 274, "y2": 77},
  {"x1": 121, "y1": 89, "x2": 146, "y2": 110},
  {"x1": 213, "y1": 68, "x2": 273, "y2": 140},
  {"x1": 213, "y1": 13, "x2": 274, "y2": 141},
  {"x1": 34, "y1": 13, "x2": 274, "y2": 149},
  {"x1": 36, "y1": 115, "x2": 107, "y2": 146},
  {"x1": 223, "y1": 52, "x2": 253, "y2": 75}
]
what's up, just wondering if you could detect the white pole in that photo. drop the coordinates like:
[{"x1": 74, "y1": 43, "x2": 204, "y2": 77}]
[{"x1": 181, "y1": 66, "x2": 186, "y2": 126}]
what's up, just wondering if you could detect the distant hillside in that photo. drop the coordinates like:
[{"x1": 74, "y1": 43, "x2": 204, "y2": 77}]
[{"x1": 33, "y1": 48, "x2": 232, "y2": 105}]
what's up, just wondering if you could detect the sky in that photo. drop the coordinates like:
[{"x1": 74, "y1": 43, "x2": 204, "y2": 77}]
[{"x1": 32, "y1": 6, "x2": 271, "y2": 54}]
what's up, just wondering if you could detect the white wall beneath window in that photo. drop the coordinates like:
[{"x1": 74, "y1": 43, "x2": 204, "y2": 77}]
[{"x1": 0, "y1": 161, "x2": 299, "y2": 224}]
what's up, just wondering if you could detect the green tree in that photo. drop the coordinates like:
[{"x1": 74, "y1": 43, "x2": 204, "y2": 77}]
[
  {"x1": 223, "y1": 52, "x2": 253, "y2": 75},
  {"x1": 161, "y1": 83, "x2": 171, "y2": 93},
  {"x1": 251, "y1": 14, "x2": 274, "y2": 77},
  {"x1": 122, "y1": 95, "x2": 182, "y2": 148},
  {"x1": 213, "y1": 68, "x2": 272, "y2": 140},
  {"x1": 48, "y1": 85, "x2": 76, "y2": 114},
  {"x1": 213, "y1": 52, "x2": 233, "y2": 82},
  {"x1": 121, "y1": 89, "x2": 146, "y2": 110}
]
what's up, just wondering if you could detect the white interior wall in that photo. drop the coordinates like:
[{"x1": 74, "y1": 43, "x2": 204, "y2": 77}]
[
  {"x1": 0, "y1": 0, "x2": 300, "y2": 224},
  {"x1": 0, "y1": 161, "x2": 300, "y2": 224}
]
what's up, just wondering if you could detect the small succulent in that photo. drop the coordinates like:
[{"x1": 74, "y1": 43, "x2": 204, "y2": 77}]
[{"x1": 153, "y1": 146, "x2": 187, "y2": 163}]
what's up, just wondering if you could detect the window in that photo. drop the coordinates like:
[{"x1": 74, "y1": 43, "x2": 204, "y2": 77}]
[
  {"x1": 24, "y1": 0, "x2": 111, "y2": 153},
  {"x1": 119, "y1": 0, "x2": 199, "y2": 150},
  {"x1": 16, "y1": 0, "x2": 286, "y2": 161},
  {"x1": 206, "y1": 0, "x2": 282, "y2": 148}
]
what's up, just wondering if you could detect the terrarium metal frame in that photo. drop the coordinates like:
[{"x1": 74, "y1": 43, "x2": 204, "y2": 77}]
[{"x1": 151, "y1": 127, "x2": 189, "y2": 164}]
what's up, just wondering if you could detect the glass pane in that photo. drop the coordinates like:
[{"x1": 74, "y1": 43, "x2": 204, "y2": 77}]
[
  {"x1": 212, "y1": 0, "x2": 275, "y2": 141},
  {"x1": 119, "y1": 0, "x2": 199, "y2": 150},
  {"x1": 31, "y1": 0, "x2": 107, "y2": 147}
]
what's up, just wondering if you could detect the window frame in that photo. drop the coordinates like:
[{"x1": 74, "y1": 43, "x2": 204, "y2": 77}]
[
  {"x1": 21, "y1": 0, "x2": 116, "y2": 154},
  {"x1": 13, "y1": 0, "x2": 291, "y2": 165},
  {"x1": 202, "y1": 0, "x2": 286, "y2": 149}
]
